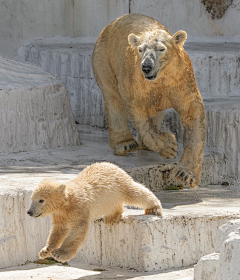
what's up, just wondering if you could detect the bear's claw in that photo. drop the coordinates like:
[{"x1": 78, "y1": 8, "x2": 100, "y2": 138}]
[
  {"x1": 174, "y1": 167, "x2": 198, "y2": 189},
  {"x1": 114, "y1": 140, "x2": 139, "y2": 156}
]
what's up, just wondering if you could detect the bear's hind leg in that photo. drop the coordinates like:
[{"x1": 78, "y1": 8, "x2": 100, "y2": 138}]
[
  {"x1": 125, "y1": 182, "x2": 163, "y2": 217},
  {"x1": 145, "y1": 205, "x2": 162, "y2": 216},
  {"x1": 93, "y1": 61, "x2": 138, "y2": 155},
  {"x1": 104, "y1": 204, "x2": 123, "y2": 225}
]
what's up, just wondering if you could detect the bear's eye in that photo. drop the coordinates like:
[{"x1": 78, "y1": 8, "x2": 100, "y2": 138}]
[
  {"x1": 138, "y1": 47, "x2": 143, "y2": 53},
  {"x1": 39, "y1": 199, "x2": 44, "y2": 203},
  {"x1": 159, "y1": 48, "x2": 165, "y2": 52}
]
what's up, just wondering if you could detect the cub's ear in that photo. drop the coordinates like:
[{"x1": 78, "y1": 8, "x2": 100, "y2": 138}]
[
  {"x1": 58, "y1": 184, "x2": 66, "y2": 193},
  {"x1": 128, "y1": 33, "x2": 140, "y2": 48},
  {"x1": 172, "y1": 30, "x2": 187, "y2": 46}
]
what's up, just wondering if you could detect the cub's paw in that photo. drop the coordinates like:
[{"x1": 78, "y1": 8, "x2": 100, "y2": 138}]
[
  {"x1": 145, "y1": 205, "x2": 162, "y2": 217},
  {"x1": 51, "y1": 248, "x2": 75, "y2": 263},
  {"x1": 114, "y1": 140, "x2": 139, "y2": 156},
  {"x1": 159, "y1": 132, "x2": 178, "y2": 159},
  {"x1": 173, "y1": 167, "x2": 198, "y2": 189},
  {"x1": 104, "y1": 213, "x2": 122, "y2": 225},
  {"x1": 39, "y1": 246, "x2": 51, "y2": 259}
]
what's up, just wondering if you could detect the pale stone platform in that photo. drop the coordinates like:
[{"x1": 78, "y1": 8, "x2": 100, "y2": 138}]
[
  {"x1": 0, "y1": 126, "x2": 240, "y2": 271},
  {"x1": 0, "y1": 56, "x2": 81, "y2": 153},
  {"x1": 0, "y1": 262, "x2": 194, "y2": 280},
  {"x1": 194, "y1": 219, "x2": 240, "y2": 280}
]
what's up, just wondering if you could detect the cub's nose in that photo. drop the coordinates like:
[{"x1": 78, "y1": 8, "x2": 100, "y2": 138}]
[
  {"x1": 27, "y1": 210, "x2": 33, "y2": 216},
  {"x1": 142, "y1": 58, "x2": 153, "y2": 74}
]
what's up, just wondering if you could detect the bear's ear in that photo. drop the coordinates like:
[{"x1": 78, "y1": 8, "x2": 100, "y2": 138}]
[
  {"x1": 58, "y1": 184, "x2": 66, "y2": 193},
  {"x1": 128, "y1": 33, "x2": 140, "y2": 48},
  {"x1": 172, "y1": 30, "x2": 187, "y2": 46}
]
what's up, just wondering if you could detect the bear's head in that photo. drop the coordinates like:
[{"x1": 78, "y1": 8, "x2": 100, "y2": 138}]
[
  {"x1": 27, "y1": 178, "x2": 67, "y2": 218},
  {"x1": 128, "y1": 29, "x2": 187, "y2": 81}
]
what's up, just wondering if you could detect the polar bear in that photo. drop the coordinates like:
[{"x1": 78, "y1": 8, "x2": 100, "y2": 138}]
[
  {"x1": 27, "y1": 162, "x2": 162, "y2": 263},
  {"x1": 92, "y1": 14, "x2": 206, "y2": 189}
]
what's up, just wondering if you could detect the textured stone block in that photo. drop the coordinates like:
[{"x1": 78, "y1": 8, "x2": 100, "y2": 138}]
[
  {"x1": 194, "y1": 253, "x2": 219, "y2": 280},
  {"x1": 0, "y1": 56, "x2": 81, "y2": 153},
  {"x1": 76, "y1": 213, "x2": 238, "y2": 271}
]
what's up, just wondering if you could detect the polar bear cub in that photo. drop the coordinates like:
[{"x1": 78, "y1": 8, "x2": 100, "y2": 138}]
[{"x1": 27, "y1": 162, "x2": 162, "y2": 263}]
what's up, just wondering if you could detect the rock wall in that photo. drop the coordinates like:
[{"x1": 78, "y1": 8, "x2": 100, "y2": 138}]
[{"x1": 1, "y1": 0, "x2": 240, "y2": 58}]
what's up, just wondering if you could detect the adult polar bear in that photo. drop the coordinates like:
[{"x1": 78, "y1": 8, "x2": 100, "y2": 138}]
[{"x1": 92, "y1": 14, "x2": 206, "y2": 189}]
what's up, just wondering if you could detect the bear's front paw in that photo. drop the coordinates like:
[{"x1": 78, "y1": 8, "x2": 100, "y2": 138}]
[
  {"x1": 114, "y1": 140, "x2": 139, "y2": 156},
  {"x1": 173, "y1": 166, "x2": 198, "y2": 189},
  {"x1": 51, "y1": 248, "x2": 75, "y2": 263},
  {"x1": 159, "y1": 132, "x2": 178, "y2": 159},
  {"x1": 39, "y1": 246, "x2": 51, "y2": 259}
]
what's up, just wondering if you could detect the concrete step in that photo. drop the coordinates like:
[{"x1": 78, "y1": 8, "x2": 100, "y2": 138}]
[
  {"x1": 0, "y1": 56, "x2": 81, "y2": 153},
  {"x1": 0, "y1": 261, "x2": 194, "y2": 280},
  {"x1": 0, "y1": 126, "x2": 240, "y2": 270},
  {"x1": 194, "y1": 219, "x2": 240, "y2": 280},
  {"x1": 18, "y1": 37, "x2": 240, "y2": 126}
]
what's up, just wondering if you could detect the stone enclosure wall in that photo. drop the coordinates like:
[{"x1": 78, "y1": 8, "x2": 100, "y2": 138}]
[{"x1": 0, "y1": 0, "x2": 240, "y2": 58}]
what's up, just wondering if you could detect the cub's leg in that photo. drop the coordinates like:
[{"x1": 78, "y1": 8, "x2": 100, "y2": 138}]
[
  {"x1": 124, "y1": 182, "x2": 162, "y2": 216},
  {"x1": 104, "y1": 204, "x2": 123, "y2": 225},
  {"x1": 39, "y1": 215, "x2": 69, "y2": 259},
  {"x1": 51, "y1": 219, "x2": 90, "y2": 263}
]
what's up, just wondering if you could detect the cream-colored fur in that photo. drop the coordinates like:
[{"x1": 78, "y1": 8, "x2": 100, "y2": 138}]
[
  {"x1": 92, "y1": 14, "x2": 206, "y2": 189},
  {"x1": 27, "y1": 162, "x2": 162, "y2": 263}
]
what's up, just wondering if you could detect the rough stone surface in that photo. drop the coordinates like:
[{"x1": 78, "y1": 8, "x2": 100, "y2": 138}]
[
  {"x1": 1, "y1": 0, "x2": 240, "y2": 58},
  {"x1": 0, "y1": 262, "x2": 194, "y2": 280},
  {"x1": 215, "y1": 219, "x2": 240, "y2": 253},
  {"x1": 0, "y1": 124, "x2": 231, "y2": 188},
  {"x1": 214, "y1": 229, "x2": 240, "y2": 280},
  {"x1": 194, "y1": 253, "x2": 219, "y2": 280},
  {"x1": 77, "y1": 211, "x2": 238, "y2": 272},
  {"x1": 0, "y1": 56, "x2": 81, "y2": 153},
  {"x1": 0, "y1": 0, "x2": 129, "y2": 58},
  {"x1": 194, "y1": 219, "x2": 240, "y2": 280},
  {"x1": 1, "y1": 173, "x2": 240, "y2": 271},
  {"x1": 186, "y1": 43, "x2": 240, "y2": 97},
  {"x1": 130, "y1": 0, "x2": 240, "y2": 37},
  {"x1": 201, "y1": 0, "x2": 233, "y2": 19},
  {"x1": 0, "y1": 127, "x2": 240, "y2": 270}
]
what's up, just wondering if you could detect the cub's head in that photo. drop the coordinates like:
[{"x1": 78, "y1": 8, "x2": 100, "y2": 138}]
[
  {"x1": 27, "y1": 178, "x2": 67, "y2": 218},
  {"x1": 128, "y1": 29, "x2": 187, "y2": 81}
]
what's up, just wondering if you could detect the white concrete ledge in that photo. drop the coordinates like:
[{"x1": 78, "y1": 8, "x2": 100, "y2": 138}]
[
  {"x1": 194, "y1": 219, "x2": 240, "y2": 280},
  {"x1": 77, "y1": 212, "x2": 239, "y2": 272},
  {"x1": 1, "y1": 171, "x2": 240, "y2": 270},
  {"x1": 0, "y1": 56, "x2": 81, "y2": 153}
]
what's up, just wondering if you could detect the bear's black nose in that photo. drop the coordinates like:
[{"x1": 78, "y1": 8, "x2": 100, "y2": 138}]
[
  {"x1": 142, "y1": 58, "x2": 153, "y2": 74},
  {"x1": 27, "y1": 210, "x2": 33, "y2": 216}
]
